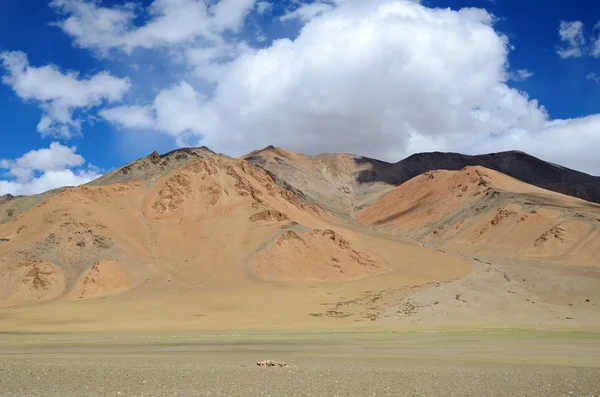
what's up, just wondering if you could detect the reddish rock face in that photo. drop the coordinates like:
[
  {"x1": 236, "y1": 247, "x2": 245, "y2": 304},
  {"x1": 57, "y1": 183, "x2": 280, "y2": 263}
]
[{"x1": 147, "y1": 151, "x2": 161, "y2": 164}]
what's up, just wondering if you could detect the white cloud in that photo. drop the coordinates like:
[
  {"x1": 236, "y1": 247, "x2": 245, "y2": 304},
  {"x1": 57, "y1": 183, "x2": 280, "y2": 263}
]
[
  {"x1": 593, "y1": 39, "x2": 600, "y2": 58},
  {"x1": 587, "y1": 72, "x2": 600, "y2": 84},
  {"x1": 556, "y1": 20, "x2": 600, "y2": 59},
  {"x1": 557, "y1": 21, "x2": 585, "y2": 59},
  {"x1": 280, "y1": 1, "x2": 335, "y2": 22},
  {"x1": 0, "y1": 169, "x2": 100, "y2": 196},
  {"x1": 1, "y1": 142, "x2": 84, "y2": 182},
  {"x1": 0, "y1": 142, "x2": 101, "y2": 195},
  {"x1": 121, "y1": 1, "x2": 548, "y2": 160},
  {"x1": 50, "y1": 0, "x2": 257, "y2": 54},
  {"x1": 211, "y1": 0, "x2": 258, "y2": 32},
  {"x1": 103, "y1": 81, "x2": 216, "y2": 138},
  {"x1": 184, "y1": 40, "x2": 251, "y2": 81},
  {"x1": 593, "y1": 22, "x2": 600, "y2": 58},
  {"x1": 154, "y1": 81, "x2": 213, "y2": 136},
  {"x1": 469, "y1": 115, "x2": 600, "y2": 176},
  {"x1": 0, "y1": 51, "x2": 131, "y2": 138},
  {"x1": 58, "y1": 0, "x2": 600, "y2": 175},
  {"x1": 256, "y1": 1, "x2": 271, "y2": 14},
  {"x1": 591, "y1": 21, "x2": 600, "y2": 58},
  {"x1": 99, "y1": 105, "x2": 155, "y2": 129},
  {"x1": 511, "y1": 69, "x2": 533, "y2": 81}
]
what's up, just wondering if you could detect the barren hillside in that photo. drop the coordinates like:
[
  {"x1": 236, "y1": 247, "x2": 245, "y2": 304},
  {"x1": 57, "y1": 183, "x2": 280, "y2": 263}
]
[
  {"x1": 1, "y1": 148, "x2": 599, "y2": 332},
  {"x1": 0, "y1": 147, "x2": 219, "y2": 225},
  {"x1": 243, "y1": 146, "x2": 401, "y2": 216},
  {"x1": 392, "y1": 150, "x2": 600, "y2": 204},
  {"x1": 0, "y1": 156, "x2": 397, "y2": 305},
  {"x1": 244, "y1": 147, "x2": 600, "y2": 220},
  {"x1": 357, "y1": 166, "x2": 600, "y2": 266}
]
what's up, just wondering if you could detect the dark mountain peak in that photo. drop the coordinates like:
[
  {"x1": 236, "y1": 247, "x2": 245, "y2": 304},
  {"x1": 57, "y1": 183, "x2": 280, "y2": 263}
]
[
  {"x1": 495, "y1": 149, "x2": 528, "y2": 155},
  {"x1": 0, "y1": 193, "x2": 16, "y2": 205},
  {"x1": 386, "y1": 150, "x2": 600, "y2": 203}
]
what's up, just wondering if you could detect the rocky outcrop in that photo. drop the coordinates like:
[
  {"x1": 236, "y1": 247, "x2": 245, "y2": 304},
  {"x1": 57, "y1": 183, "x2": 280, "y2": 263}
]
[{"x1": 0, "y1": 194, "x2": 16, "y2": 205}]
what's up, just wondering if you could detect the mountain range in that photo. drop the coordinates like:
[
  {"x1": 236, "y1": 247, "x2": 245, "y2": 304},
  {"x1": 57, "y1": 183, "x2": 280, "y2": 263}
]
[{"x1": 1, "y1": 146, "x2": 599, "y2": 332}]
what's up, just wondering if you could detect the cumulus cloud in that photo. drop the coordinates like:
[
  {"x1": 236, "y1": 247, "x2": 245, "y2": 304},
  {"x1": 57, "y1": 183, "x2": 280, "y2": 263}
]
[
  {"x1": 102, "y1": 81, "x2": 216, "y2": 138},
  {"x1": 0, "y1": 51, "x2": 131, "y2": 138},
  {"x1": 557, "y1": 21, "x2": 586, "y2": 59},
  {"x1": 153, "y1": 81, "x2": 210, "y2": 136},
  {"x1": 0, "y1": 169, "x2": 101, "y2": 196},
  {"x1": 1, "y1": 142, "x2": 84, "y2": 182},
  {"x1": 107, "y1": 1, "x2": 549, "y2": 160},
  {"x1": 52, "y1": 0, "x2": 600, "y2": 175},
  {"x1": 0, "y1": 142, "x2": 101, "y2": 195},
  {"x1": 50, "y1": 0, "x2": 257, "y2": 54}
]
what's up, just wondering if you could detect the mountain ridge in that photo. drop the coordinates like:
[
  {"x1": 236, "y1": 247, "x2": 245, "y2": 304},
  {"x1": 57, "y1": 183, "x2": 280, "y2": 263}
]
[
  {"x1": 389, "y1": 150, "x2": 600, "y2": 202},
  {"x1": 2, "y1": 146, "x2": 599, "y2": 226},
  {"x1": 244, "y1": 147, "x2": 600, "y2": 218}
]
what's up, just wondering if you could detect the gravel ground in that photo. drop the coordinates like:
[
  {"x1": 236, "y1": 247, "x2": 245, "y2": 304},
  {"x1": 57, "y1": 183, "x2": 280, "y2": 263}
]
[
  {"x1": 1, "y1": 331, "x2": 599, "y2": 397},
  {"x1": 1, "y1": 352, "x2": 599, "y2": 397}
]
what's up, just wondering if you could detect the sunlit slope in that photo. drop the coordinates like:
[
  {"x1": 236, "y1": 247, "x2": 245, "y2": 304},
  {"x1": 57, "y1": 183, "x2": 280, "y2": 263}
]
[{"x1": 357, "y1": 166, "x2": 600, "y2": 266}]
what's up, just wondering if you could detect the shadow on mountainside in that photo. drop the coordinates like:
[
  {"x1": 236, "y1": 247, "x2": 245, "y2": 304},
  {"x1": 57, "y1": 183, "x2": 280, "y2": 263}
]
[
  {"x1": 353, "y1": 151, "x2": 600, "y2": 204},
  {"x1": 371, "y1": 193, "x2": 433, "y2": 226}
]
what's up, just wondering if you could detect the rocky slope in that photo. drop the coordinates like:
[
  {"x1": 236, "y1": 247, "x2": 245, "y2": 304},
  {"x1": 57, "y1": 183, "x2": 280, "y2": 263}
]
[
  {"x1": 0, "y1": 194, "x2": 16, "y2": 205},
  {"x1": 244, "y1": 147, "x2": 600, "y2": 218},
  {"x1": 0, "y1": 188, "x2": 70, "y2": 225},
  {"x1": 0, "y1": 147, "x2": 220, "y2": 225},
  {"x1": 243, "y1": 146, "x2": 401, "y2": 216},
  {"x1": 357, "y1": 166, "x2": 600, "y2": 266},
  {"x1": 88, "y1": 146, "x2": 219, "y2": 187},
  {"x1": 0, "y1": 155, "x2": 398, "y2": 306},
  {"x1": 1, "y1": 146, "x2": 599, "y2": 331}
]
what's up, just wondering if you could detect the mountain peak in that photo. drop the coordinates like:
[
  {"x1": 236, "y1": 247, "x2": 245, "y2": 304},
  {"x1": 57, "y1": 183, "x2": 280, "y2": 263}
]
[
  {"x1": 88, "y1": 146, "x2": 220, "y2": 188},
  {"x1": 0, "y1": 194, "x2": 16, "y2": 205}
]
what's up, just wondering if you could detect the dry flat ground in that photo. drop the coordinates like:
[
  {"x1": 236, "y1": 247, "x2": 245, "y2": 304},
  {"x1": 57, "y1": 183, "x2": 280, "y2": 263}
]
[{"x1": 1, "y1": 330, "x2": 599, "y2": 397}]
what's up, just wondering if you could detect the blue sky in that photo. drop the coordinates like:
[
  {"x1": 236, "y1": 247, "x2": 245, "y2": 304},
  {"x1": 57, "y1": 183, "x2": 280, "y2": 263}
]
[
  {"x1": 0, "y1": 0, "x2": 599, "y2": 195},
  {"x1": 433, "y1": 0, "x2": 600, "y2": 118}
]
